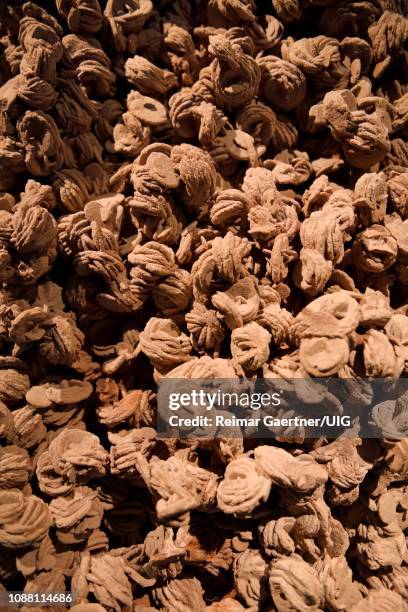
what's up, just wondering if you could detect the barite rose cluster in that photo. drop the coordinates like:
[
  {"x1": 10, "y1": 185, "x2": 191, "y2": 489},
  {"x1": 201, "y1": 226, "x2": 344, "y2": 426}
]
[{"x1": 0, "y1": 0, "x2": 407, "y2": 610}]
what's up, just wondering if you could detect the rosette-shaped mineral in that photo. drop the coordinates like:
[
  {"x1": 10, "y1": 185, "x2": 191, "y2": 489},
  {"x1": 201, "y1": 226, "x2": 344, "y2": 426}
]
[
  {"x1": 217, "y1": 455, "x2": 271, "y2": 516},
  {"x1": 0, "y1": 489, "x2": 51, "y2": 548}
]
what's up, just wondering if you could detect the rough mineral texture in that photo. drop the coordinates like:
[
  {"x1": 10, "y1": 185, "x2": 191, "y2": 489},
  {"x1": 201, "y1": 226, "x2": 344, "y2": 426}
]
[{"x1": 0, "y1": 0, "x2": 407, "y2": 610}]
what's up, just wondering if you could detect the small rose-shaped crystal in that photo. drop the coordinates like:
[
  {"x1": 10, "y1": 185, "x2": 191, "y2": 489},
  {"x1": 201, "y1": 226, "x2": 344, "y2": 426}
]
[{"x1": 217, "y1": 455, "x2": 271, "y2": 516}]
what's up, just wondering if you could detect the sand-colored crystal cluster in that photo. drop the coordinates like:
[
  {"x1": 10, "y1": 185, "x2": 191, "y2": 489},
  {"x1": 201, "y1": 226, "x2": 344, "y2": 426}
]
[{"x1": 0, "y1": 0, "x2": 407, "y2": 610}]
